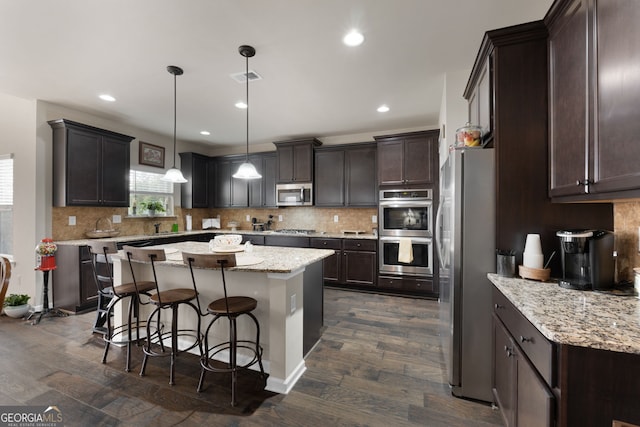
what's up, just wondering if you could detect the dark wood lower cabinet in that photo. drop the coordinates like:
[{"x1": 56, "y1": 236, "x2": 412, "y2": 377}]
[
  {"x1": 493, "y1": 285, "x2": 640, "y2": 426},
  {"x1": 53, "y1": 245, "x2": 98, "y2": 313},
  {"x1": 377, "y1": 275, "x2": 435, "y2": 296},
  {"x1": 310, "y1": 238, "x2": 376, "y2": 288}
]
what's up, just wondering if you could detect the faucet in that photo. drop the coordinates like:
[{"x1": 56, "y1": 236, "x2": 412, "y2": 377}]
[{"x1": 154, "y1": 223, "x2": 160, "y2": 234}]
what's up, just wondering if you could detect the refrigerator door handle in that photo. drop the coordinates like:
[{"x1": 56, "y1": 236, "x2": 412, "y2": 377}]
[{"x1": 435, "y1": 198, "x2": 445, "y2": 269}]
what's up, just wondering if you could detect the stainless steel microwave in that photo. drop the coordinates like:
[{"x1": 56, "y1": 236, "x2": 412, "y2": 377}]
[{"x1": 276, "y1": 183, "x2": 313, "y2": 206}]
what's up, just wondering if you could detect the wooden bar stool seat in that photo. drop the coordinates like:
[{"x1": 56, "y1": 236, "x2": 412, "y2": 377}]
[
  {"x1": 87, "y1": 241, "x2": 154, "y2": 372},
  {"x1": 182, "y1": 252, "x2": 264, "y2": 407},
  {"x1": 123, "y1": 246, "x2": 203, "y2": 386}
]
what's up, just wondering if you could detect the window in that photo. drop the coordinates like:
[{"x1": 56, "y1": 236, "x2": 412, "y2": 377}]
[
  {"x1": 129, "y1": 170, "x2": 175, "y2": 216},
  {"x1": 0, "y1": 154, "x2": 13, "y2": 255}
]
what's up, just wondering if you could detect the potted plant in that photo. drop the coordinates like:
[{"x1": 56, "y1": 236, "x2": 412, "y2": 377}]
[
  {"x1": 3, "y1": 293, "x2": 31, "y2": 318},
  {"x1": 141, "y1": 200, "x2": 165, "y2": 216}
]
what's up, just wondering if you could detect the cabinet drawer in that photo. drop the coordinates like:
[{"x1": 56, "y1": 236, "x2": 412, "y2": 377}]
[
  {"x1": 378, "y1": 276, "x2": 403, "y2": 289},
  {"x1": 407, "y1": 278, "x2": 435, "y2": 293},
  {"x1": 343, "y1": 239, "x2": 376, "y2": 251},
  {"x1": 310, "y1": 238, "x2": 342, "y2": 250},
  {"x1": 493, "y1": 287, "x2": 554, "y2": 385}
]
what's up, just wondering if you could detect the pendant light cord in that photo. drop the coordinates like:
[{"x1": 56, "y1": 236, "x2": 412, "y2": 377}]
[
  {"x1": 173, "y1": 71, "x2": 178, "y2": 168},
  {"x1": 245, "y1": 53, "x2": 250, "y2": 162}
]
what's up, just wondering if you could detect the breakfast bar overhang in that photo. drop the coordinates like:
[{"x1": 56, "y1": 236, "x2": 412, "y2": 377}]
[{"x1": 111, "y1": 241, "x2": 333, "y2": 394}]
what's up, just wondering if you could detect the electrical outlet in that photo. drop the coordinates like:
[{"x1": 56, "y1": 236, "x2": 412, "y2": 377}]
[
  {"x1": 112, "y1": 215, "x2": 121, "y2": 224},
  {"x1": 372, "y1": 215, "x2": 377, "y2": 223},
  {"x1": 246, "y1": 215, "x2": 251, "y2": 222},
  {"x1": 333, "y1": 215, "x2": 339, "y2": 223},
  {"x1": 290, "y1": 294, "x2": 296, "y2": 313},
  {"x1": 278, "y1": 215, "x2": 283, "y2": 222},
  {"x1": 68, "y1": 216, "x2": 76, "y2": 226}
]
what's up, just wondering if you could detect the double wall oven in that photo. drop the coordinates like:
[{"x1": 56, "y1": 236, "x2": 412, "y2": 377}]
[{"x1": 378, "y1": 189, "x2": 433, "y2": 276}]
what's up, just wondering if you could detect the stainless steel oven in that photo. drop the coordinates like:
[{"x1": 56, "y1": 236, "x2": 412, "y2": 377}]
[
  {"x1": 379, "y1": 236, "x2": 433, "y2": 276},
  {"x1": 379, "y1": 189, "x2": 432, "y2": 237}
]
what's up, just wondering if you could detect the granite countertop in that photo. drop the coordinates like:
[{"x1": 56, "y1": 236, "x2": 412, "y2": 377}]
[
  {"x1": 488, "y1": 273, "x2": 640, "y2": 355},
  {"x1": 120, "y1": 241, "x2": 335, "y2": 274},
  {"x1": 56, "y1": 229, "x2": 378, "y2": 246}
]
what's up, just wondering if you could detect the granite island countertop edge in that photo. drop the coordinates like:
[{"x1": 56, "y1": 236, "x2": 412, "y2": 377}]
[{"x1": 116, "y1": 241, "x2": 335, "y2": 274}]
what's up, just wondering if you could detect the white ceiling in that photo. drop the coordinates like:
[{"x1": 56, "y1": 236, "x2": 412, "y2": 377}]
[{"x1": 0, "y1": 0, "x2": 552, "y2": 149}]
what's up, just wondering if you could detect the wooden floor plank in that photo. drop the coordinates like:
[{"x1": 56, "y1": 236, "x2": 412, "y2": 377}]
[{"x1": 0, "y1": 287, "x2": 501, "y2": 426}]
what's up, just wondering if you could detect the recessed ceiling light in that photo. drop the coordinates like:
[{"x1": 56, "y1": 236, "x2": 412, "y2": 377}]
[
  {"x1": 200, "y1": 131, "x2": 210, "y2": 136},
  {"x1": 235, "y1": 101, "x2": 248, "y2": 109},
  {"x1": 99, "y1": 94, "x2": 116, "y2": 102},
  {"x1": 343, "y1": 30, "x2": 364, "y2": 47},
  {"x1": 377, "y1": 105, "x2": 390, "y2": 113}
]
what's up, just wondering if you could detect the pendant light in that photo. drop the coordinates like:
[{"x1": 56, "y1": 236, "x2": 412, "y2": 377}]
[
  {"x1": 233, "y1": 45, "x2": 262, "y2": 180},
  {"x1": 161, "y1": 65, "x2": 188, "y2": 183}
]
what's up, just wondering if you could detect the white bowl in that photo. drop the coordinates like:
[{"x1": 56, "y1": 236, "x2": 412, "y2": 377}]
[
  {"x1": 4, "y1": 304, "x2": 30, "y2": 319},
  {"x1": 213, "y1": 234, "x2": 242, "y2": 247}
]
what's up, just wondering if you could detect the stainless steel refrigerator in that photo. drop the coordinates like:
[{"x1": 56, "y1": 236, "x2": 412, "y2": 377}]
[{"x1": 436, "y1": 147, "x2": 495, "y2": 403}]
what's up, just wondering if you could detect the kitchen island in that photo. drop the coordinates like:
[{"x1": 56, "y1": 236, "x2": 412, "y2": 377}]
[
  {"x1": 488, "y1": 273, "x2": 640, "y2": 426},
  {"x1": 112, "y1": 241, "x2": 333, "y2": 395}
]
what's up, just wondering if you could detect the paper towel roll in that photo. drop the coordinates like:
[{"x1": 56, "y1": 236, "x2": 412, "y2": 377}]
[{"x1": 186, "y1": 215, "x2": 192, "y2": 231}]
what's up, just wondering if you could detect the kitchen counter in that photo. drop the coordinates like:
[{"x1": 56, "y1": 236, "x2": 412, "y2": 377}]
[
  {"x1": 488, "y1": 273, "x2": 640, "y2": 354},
  {"x1": 123, "y1": 241, "x2": 334, "y2": 274},
  {"x1": 113, "y1": 242, "x2": 333, "y2": 395},
  {"x1": 56, "y1": 229, "x2": 377, "y2": 246}
]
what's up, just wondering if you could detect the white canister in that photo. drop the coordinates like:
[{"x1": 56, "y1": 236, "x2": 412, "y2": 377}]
[
  {"x1": 524, "y1": 234, "x2": 542, "y2": 255},
  {"x1": 186, "y1": 215, "x2": 192, "y2": 231},
  {"x1": 523, "y1": 252, "x2": 544, "y2": 269}
]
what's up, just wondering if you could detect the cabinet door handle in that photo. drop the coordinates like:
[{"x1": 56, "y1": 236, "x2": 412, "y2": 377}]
[
  {"x1": 504, "y1": 345, "x2": 514, "y2": 357},
  {"x1": 576, "y1": 179, "x2": 591, "y2": 193},
  {"x1": 494, "y1": 303, "x2": 503, "y2": 310},
  {"x1": 519, "y1": 336, "x2": 531, "y2": 343}
]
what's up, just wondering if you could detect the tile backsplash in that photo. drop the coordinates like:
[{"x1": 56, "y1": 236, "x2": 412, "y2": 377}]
[
  {"x1": 54, "y1": 201, "x2": 639, "y2": 282},
  {"x1": 613, "y1": 201, "x2": 640, "y2": 281},
  {"x1": 52, "y1": 206, "x2": 378, "y2": 241}
]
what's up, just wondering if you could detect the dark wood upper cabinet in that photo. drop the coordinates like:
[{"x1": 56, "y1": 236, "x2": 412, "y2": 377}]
[
  {"x1": 315, "y1": 142, "x2": 377, "y2": 207},
  {"x1": 49, "y1": 119, "x2": 133, "y2": 207},
  {"x1": 179, "y1": 152, "x2": 209, "y2": 208},
  {"x1": 274, "y1": 138, "x2": 321, "y2": 183},
  {"x1": 212, "y1": 157, "x2": 232, "y2": 208},
  {"x1": 375, "y1": 130, "x2": 438, "y2": 187},
  {"x1": 211, "y1": 152, "x2": 276, "y2": 208},
  {"x1": 548, "y1": 0, "x2": 640, "y2": 200},
  {"x1": 467, "y1": 59, "x2": 493, "y2": 145},
  {"x1": 345, "y1": 144, "x2": 377, "y2": 206},
  {"x1": 464, "y1": 20, "x2": 612, "y2": 274},
  {"x1": 314, "y1": 148, "x2": 345, "y2": 206},
  {"x1": 249, "y1": 153, "x2": 277, "y2": 207}
]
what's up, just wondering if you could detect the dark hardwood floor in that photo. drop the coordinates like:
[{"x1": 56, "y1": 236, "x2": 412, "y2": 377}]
[{"x1": 0, "y1": 288, "x2": 502, "y2": 426}]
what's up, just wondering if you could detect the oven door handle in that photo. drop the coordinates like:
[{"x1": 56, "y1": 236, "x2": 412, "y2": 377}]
[{"x1": 379, "y1": 236, "x2": 431, "y2": 244}]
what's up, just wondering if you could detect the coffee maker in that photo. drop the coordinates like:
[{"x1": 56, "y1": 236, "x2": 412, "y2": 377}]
[{"x1": 556, "y1": 230, "x2": 615, "y2": 291}]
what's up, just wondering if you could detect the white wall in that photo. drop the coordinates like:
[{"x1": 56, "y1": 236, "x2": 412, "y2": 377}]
[
  {"x1": 438, "y1": 70, "x2": 471, "y2": 168},
  {"x1": 0, "y1": 93, "x2": 39, "y2": 300}
]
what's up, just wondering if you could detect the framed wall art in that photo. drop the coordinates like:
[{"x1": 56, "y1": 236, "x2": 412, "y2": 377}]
[{"x1": 139, "y1": 141, "x2": 165, "y2": 168}]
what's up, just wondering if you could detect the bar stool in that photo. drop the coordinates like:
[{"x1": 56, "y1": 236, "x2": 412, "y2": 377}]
[
  {"x1": 87, "y1": 241, "x2": 155, "y2": 372},
  {"x1": 182, "y1": 252, "x2": 264, "y2": 406},
  {"x1": 123, "y1": 246, "x2": 202, "y2": 385}
]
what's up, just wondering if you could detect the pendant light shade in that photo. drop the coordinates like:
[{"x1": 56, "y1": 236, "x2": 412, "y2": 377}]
[
  {"x1": 233, "y1": 45, "x2": 262, "y2": 180},
  {"x1": 162, "y1": 65, "x2": 188, "y2": 183}
]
